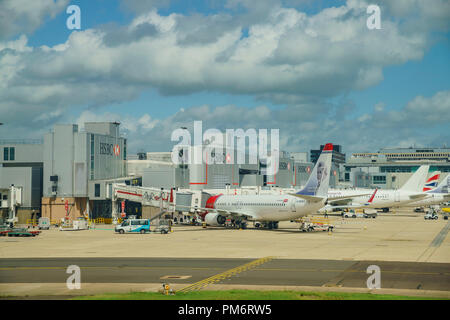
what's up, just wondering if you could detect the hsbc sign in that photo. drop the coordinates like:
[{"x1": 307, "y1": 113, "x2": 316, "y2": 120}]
[{"x1": 100, "y1": 143, "x2": 120, "y2": 156}]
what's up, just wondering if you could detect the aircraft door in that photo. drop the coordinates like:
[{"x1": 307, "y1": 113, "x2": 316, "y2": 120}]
[
  {"x1": 291, "y1": 200, "x2": 296, "y2": 212},
  {"x1": 395, "y1": 192, "x2": 400, "y2": 202}
]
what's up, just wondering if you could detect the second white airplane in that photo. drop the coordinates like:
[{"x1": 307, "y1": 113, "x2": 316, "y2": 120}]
[{"x1": 325, "y1": 165, "x2": 431, "y2": 211}]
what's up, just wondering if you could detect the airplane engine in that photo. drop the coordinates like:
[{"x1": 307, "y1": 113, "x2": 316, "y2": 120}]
[{"x1": 205, "y1": 213, "x2": 226, "y2": 226}]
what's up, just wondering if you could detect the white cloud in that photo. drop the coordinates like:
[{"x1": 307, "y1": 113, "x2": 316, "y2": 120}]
[
  {"x1": 0, "y1": 0, "x2": 449, "y2": 151},
  {"x1": 60, "y1": 91, "x2": 450, "y2": 155},
  {"x1": 1, "y1": 0, "x2": 435, "y2": 118},
  {"x1": 0, "y1": 0, "x2": 69, "y2": 40}
]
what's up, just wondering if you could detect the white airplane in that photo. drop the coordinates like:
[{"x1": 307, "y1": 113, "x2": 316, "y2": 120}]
[
  {"x1": 326, "y1": 165, "x2": 430, "y2": 211},
  {"x1": 198, "y1": 143, "x2": 337, "y2": 229},
  {"x1": 406, "y1": 173, "x2": 450, "y2": 207}
]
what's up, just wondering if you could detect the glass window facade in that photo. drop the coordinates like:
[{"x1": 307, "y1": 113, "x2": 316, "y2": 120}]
[
  {"x1": 95, "y1": 184, "x2": 100, "y2": 197},
  {"x1": 90, "y1": 134, "x2": 95, "y2": 180}
]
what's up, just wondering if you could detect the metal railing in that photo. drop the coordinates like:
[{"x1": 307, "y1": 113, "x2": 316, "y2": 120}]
[
  {"x1": 0, "y1": 139, "x2": 43, "y2": 145},
  {"x1": 26, "y1": 218, "x2": 117, "y2": 225}
]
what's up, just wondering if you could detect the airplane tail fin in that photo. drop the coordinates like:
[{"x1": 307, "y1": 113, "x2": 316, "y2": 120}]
[
  {"x1": 423, "y1": 172, "x2": 440, "y2": 192},
  {"x1": 297, "y1": 143, "x2": 333, "y2": 197},
  {"x1": 428, "y1": 174, "x2": 450, "y2": 194},
  {"x1": 399, "y1": 165, "x2": 429, "y2": 192}
]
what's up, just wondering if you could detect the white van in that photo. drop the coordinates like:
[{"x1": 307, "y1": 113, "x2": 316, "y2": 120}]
[{"x1": 115, "y1": 219, "x2": 151, "y2": 234}]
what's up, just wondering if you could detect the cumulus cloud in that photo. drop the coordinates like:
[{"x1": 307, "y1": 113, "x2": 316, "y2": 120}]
[
  {"x1": 0, "y1": 0, "x2": 449, "y2": 151},
  {"x1": 0, "y1": 1, "x2": 442, "y2": 112},
  {"x1": 0, "y1": 0, "x2": 69, "y2": 40},
  {"x1": 65, "y1": 90, "x2": 450, "y2": 155}
]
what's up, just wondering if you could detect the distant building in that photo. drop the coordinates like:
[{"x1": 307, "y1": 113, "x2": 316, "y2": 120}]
[
  {"x1": 41, "y1": 122, "x2": 129, "y2": 220},
  {"x1": 344, "y1": 146, "x2": 450, "y2": 189},
  {"x1": 131, "y1": 150, "x2": 317, "y2": 190},
  {"x1": 310, "y1": 144, "x2": 345, "y2": 165},
  {"x1": 0, "y1": 139, "x2": 44, "y2": 223}
]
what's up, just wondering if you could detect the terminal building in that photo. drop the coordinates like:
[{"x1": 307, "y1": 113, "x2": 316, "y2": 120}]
[
  {"x1": 41, "y1": 122, "x2": 128, "y2": 221},
  {"x1": 311, "y1": 144, "x2": 346, "y2": 165},
  {"x1": 0, "y1": 139, "x2": 44, "y2": 223},
  {"x1": 1, "y1": 122, "x2": 130, "y2": 222},
  {"x1": 344, "y1": 147, "x2": 450, "y2": 189},
  {"x1": 2, "y1": 120, "x2": 448, "y2": 223},
  {"x1": 130, "y1": 151, "x2": 317, "y2": 191}
]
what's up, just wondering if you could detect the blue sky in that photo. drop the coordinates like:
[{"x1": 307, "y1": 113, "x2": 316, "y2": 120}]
[{"x1": 0, "y1": 0, "x2": 449, "y2": 154}]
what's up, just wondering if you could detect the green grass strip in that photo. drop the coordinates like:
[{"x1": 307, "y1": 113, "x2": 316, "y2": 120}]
[{"x1": 71, "y1": 289, "x2": 448, "y2": 300}]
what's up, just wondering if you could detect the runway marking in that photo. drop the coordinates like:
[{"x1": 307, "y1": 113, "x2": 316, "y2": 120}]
[
  {"x1": 177, "y1": 256, "x2": 275, "y2": 293},
  {"x1": 417, "y1": 220, "x2": 450, "y2": 262},
  {"x1": 430, "y1": 221, "x2": 450, "y2": 247},
  {"x1": 0, "y1": 266, "x2": 447, "y2": 277}
]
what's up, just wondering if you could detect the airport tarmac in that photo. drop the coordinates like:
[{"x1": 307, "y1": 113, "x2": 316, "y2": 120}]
[
  {"x1": 0, "y1": 211, "x2": 449, "y2": 263},
  {"x1": 0, "y1": 209, "x2": 449, "y2": 298},
  {"x1": 0, "y1": 257, "x2": 449, "y2": 298}
]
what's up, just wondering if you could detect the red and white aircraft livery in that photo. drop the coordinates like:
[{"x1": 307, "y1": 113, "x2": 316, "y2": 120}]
[
  {"x1": 326, "y1": 165, "x2": 431, "y2": 210},
  {"x1": 199, "y1": 143, "x2": 335, "y2": 229}
]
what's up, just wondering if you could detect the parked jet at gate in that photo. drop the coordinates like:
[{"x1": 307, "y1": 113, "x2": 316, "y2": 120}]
[
  {"x1": 195, "y1": 143, "x2": 368, "y2": 229},
  {"x1": 407, "y1": 174, "x2": 450, "y2": 207},
  {"x1": 197, "y1": 143, "x2": 333, "y2": 228},
  {"x1": 326, "y1": 165, "x2": 431, "y2": 210}
]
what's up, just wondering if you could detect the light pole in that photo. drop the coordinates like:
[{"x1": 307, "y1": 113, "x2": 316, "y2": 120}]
[{"x1": 181, "y1": 127, "x2": 187, "y2": 188}]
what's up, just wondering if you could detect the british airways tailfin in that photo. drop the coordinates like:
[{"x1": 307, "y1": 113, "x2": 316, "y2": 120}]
[
  {"x1": 399, "y1": 165, "x2": 429, "y2": 192},
  {"x1": 423, "y1": 172, "x2": 440, "y2": 192},
  {"x1": 297, "y1": 143, "x2": 333, "y2": 197},
  {"x1": 428, "y1": 174, "x2": 450, "y2": 194}
]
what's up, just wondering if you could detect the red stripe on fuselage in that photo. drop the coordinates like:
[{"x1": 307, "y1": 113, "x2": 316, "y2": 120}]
[{"x1": 368, "y1": 188, "x2": 378, "y2": 203}]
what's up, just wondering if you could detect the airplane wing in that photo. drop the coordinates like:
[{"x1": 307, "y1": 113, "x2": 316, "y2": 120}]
[
  {"x1": 326, "y1": 193, "x2": 373, "y2": 206},
  {"x1": 289, "y1": 194, "x2": 325, "y2": 203},
  {"x1": 327, "y1": 199, "x2": 357, "y2": 206},
  {"x1": 326, "y1": 189, "x2": 376, "y2": 208},
  {"x1": 409, "y1": 194, "x2": 429, "y2": 200},
  {"x1": 215, "y1": 208, "x2": 256, "y2": 219},
  {"x1": 323, "y1": 204, "x2": 366, "y2": 210}
]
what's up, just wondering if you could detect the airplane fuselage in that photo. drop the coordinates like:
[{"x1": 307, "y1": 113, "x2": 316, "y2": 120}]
[
  {"x1": 213, "y1": 194, "x2": 326, "y2": 221},
  {"x1": 327, "y1": 188, "x2": 425, "y2": 208},
  {"x1": 404, "y1": 193, "x2": 449, "y2": 207}
]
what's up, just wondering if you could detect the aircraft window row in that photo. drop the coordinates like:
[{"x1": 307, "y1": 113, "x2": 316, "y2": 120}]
[{"x1": 228, "y1": 203, "x2": 286, "y2": 206}]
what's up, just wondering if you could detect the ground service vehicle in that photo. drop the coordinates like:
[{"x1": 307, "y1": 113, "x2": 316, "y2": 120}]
[
  {"x1": 38, "y1": 217, "x2": 50, "y2": 230},
  {"x1": 424, "y1": 212, "x2": 438, "y2": 220},
  {"x1": 115, "y1": 219, "x2": 151, "y2": 234}
]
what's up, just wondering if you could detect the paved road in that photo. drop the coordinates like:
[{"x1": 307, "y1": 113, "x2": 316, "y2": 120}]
[{"x1": 1, "y1": 258, "x2": 449, "y2": 292}]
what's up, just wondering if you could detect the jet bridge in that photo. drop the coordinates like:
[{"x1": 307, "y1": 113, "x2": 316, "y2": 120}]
[
  {"x1": 0, "y1": 185, "x2": 22, "y2": 226},
  {"x1": 110, "y1": 184, "x2": 174, "y2": 224}
]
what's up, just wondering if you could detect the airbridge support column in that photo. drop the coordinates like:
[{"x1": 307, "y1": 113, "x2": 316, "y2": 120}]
[{"x1": 112, "y1": 199, "x2": 118, "y2": 225}]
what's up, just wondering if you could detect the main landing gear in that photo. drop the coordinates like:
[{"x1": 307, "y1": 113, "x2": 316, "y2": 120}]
[{"x1": 254, "y1": 221, "x2": 279, "y2": 230}]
